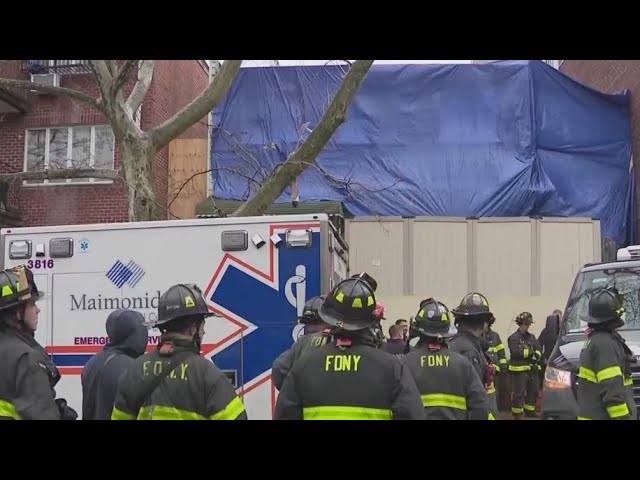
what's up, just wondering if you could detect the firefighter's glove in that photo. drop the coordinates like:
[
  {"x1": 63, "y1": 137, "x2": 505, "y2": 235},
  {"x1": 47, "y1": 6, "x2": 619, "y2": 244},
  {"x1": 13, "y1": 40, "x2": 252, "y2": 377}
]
[{"x1": 55, "y1": 398, "x2": 78, "y2": 421}]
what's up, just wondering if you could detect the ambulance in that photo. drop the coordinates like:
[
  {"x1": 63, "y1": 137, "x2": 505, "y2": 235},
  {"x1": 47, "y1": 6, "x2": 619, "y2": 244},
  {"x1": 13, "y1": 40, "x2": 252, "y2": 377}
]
[{"x1": 0, "y1": 213, "x2": 349, "y2": 420}]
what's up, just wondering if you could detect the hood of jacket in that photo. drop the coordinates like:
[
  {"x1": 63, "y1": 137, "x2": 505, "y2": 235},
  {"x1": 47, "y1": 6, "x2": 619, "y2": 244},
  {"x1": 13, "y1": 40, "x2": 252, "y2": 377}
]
[{"x1": 105, "y1": 309, "x2": 148, "y2": 357}]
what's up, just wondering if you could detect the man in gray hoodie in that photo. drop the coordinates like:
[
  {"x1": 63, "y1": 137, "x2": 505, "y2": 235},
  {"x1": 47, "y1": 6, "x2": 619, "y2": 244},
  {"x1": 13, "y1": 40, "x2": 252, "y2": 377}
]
[{"x1": 81, "y1": 309, "x2": 148, "y2": 420}]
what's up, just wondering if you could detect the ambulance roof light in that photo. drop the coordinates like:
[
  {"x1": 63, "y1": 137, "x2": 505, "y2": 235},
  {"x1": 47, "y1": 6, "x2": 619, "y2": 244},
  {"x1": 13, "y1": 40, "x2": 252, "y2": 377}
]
[{"x1": 617, "y1": 245, "x2": 640, "y2": 261}]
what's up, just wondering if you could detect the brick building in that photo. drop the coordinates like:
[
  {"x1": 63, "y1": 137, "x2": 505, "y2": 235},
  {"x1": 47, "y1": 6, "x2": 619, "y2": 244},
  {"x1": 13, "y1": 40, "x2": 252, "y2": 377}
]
[
  {"x1": 559, "y1": 60, "x2": 640, "y2": 239},
  {"x1": 0, "y1": 60, "x2": 209, "y2": 227}
]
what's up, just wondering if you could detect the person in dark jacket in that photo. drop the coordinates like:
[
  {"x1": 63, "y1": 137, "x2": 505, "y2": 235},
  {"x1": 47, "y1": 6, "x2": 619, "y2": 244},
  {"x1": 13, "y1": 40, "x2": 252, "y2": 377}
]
[
  {"x1": 402, "y1": 298, "x2": 489, "y2": 420},
  {"x1": 272, "y1": 296, "x2": 328, "y2": 391},
  {"x1": 274, "y1": 276, "x2": 424, "y2": 420},
  {"x1": 81, "y1": 309, "x2": 148, "y2": 420},
  {"x1": 112, "y1": 283, "x2": 247, "y2": 420},
  {"x1": 449, "y1": 292, "x2": 496, "y2": 420},
  {"x1": 577, "y1": 288, "x2": 637, "y2": 420},
  {"x1": 538, "y1": 313, "x2": 560, "y2": 364},
  {"x1": 0, "y1": 265, "x2": 77, "y2": 420},
  {"x1": 382, "y1": 324, "x2": 406, "y2": 356},
  {"x1": 507, "y1": 312, "x2": 543, "y2": 419}
]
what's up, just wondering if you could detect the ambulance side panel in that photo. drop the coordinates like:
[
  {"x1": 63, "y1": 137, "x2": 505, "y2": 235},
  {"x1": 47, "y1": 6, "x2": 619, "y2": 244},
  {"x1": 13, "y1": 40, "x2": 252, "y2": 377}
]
[{"x1": 1, "y1": 214, "x2": 329, "y2": 420}]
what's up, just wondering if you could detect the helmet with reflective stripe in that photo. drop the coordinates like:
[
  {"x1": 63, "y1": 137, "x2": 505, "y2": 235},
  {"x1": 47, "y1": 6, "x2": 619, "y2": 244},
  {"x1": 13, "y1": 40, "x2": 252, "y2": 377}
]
[
  {"x1": 0, "y1": 264, "x2": 43, "y2": 312},
  {"x1": 151, "y1": 283, "x2": 212, "y2": 327},
  {"x1": 412, "y1": 298, "x2": 454, "y2": 338},
  {"x1": 515, "y1": 311, "x2": 534, "y2": 325},
  {"x1": 451, "y1": 292, "x2": 492, "y2": 318},
  {"x1": 299, "y1": 295, "x2": 326, "y2": 324},
  {"x1": 588, "y1": 287, "x2": 624, "y2": 325},
  {"x1": 318, "y1": 277, "x2": 376, "y2": 331}
]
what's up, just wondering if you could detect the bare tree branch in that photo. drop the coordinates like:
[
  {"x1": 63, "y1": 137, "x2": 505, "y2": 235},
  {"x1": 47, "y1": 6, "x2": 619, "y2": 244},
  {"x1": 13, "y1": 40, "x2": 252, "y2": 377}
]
[
  {"x1": 231, "y1": 60, "x2": 374, "y2": 217},
  {"x1": 150, "y1": 60, "x2": 243, "y2": 150},
  {"x1": 0, "y1": 78, "x2": 102, "y2": 110},
  {"x1": 126, "y1": 60, "x2": 155, "y2": 116},
  {"x1": 0, "y1": 168, "x2": 118, "y2": 182},
  {"x1": 114, "y1": 60, "x2": 138, "y2": 92},
  {"x1": 89, "y1": 60, "x2": 114, "y2": 99}
]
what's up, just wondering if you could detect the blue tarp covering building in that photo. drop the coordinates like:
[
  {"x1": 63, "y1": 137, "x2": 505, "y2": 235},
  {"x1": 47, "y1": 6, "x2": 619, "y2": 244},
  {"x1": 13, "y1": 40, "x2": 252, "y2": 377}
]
[{"x1": 210, "y1": 60, "x2": 636, "y2": 246}]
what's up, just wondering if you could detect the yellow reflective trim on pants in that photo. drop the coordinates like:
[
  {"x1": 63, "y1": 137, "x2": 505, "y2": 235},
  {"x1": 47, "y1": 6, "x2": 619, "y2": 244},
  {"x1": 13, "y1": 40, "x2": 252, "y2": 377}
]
[
  {"x1": 509, "y1": 365, "x2": 530, "y2": 372},
  {"x1": 0, "y1": 399, "x2": 21, "y2": 419},
  {"x1": 606, "y1": 402, "x2": 630, "y2": 418},
  {"x1": 597, "y1": 366, "x2": 623, "y2": 382},
  {"x1": 624, "y1": 376, "x2": 633, "y2": 386},
  {"x1": 511, "y1": 407, "x2": 524, "y2": 414},
  {"x1": 524, "y1": 404, "x2": 536, "y2": 411},
  {"x1": 303, "y1": 405, "x2": 393, "y2": 420},
  {"x1": 138, "y1": 405, "x2": 206, "y2": 420},
  {"x1": 209, "y1": 396, "x2": 245, "y2": 420},
  {"x1": 578, "y1": 367, "x2": 597, "y2": 383},
  {"x1": 577, "y1": 416, "x2": 592, "y2": 420},
  {"x1": 421, "y1": 393, "x2": 467, "y2": 410},
  {"x1": 111, "y1": 407, "x2": 136, "y2": 420}
]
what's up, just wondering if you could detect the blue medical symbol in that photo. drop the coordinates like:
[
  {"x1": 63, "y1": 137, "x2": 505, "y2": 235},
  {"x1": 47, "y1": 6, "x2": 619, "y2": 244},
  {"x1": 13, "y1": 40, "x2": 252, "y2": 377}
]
[
  {"x1": 209, "y1": 232, "x2": 321, "y2": 388},
  {"x1": 80, "y1": 240, "x2": 89, "y2": 251}
]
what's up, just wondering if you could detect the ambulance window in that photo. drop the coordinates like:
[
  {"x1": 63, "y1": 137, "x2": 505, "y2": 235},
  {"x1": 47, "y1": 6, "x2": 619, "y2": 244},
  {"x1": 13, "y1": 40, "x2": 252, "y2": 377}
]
[
  {"x1": 9, "y1": 240, "x2": 32, "y2": 259},
  {"x1": 49, "y1": 238, "x2": 74, "y2": 258},
  {"x1": 222, "y1": 370, "x2": 238, "y2": 387},
  {"x1": 221, "y1": 230, "x2": 248, "y2": 251}
]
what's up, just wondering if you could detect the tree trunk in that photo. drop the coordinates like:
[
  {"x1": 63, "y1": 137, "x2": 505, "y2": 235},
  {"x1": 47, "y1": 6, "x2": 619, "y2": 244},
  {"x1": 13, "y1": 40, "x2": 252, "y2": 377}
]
[{"x1": 118, "y1": 135, "x2": 160, "y2": 222}]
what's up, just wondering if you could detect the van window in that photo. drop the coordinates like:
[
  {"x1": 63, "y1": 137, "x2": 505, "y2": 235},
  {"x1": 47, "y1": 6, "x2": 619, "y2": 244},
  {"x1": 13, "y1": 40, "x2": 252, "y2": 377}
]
[{"x1": 564, "y1": 268, "x2": 640, "y2": 333}]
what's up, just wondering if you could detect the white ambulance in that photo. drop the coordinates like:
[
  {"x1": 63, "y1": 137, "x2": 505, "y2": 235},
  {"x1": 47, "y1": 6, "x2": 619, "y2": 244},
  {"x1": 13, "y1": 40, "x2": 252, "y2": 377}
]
[{"x1": 0, "y1": 213, "x2": 349, "y2": 420}]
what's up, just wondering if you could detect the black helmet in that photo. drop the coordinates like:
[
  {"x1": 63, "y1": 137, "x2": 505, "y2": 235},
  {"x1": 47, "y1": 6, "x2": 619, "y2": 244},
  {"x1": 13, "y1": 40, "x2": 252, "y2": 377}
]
[
  {"x1": 0, "y1": 264, "x2": 43, "y2": 312},
  {"x1": 318, "y1": 277, "x2": 376, "y2": 331},
  {"x1": 411, "y1": 298, "x2": 454, "y2": 338},
  {"x1": 515, "y1": 312, "x2": 534, "y2": 325},
  {"x1": 152, "y1": 283, "x2": 212, "y2": 328},
  {"x1": 451, "y1": 292, "x2": 492, "y2": 318},
  {"x1": 588, "y1": 287, "x2": 624, "y2": 325},
  {"x1": 299, "y1": 295, "x2": 325, "y2": 324},
  {"x1": 350, "y1": 272, "x2": 378, "y2": 292}
]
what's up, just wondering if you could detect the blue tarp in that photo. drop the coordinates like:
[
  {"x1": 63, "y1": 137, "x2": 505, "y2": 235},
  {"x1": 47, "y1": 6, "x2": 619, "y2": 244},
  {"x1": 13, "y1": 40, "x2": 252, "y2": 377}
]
[{"x1": 210, "y1": 60, "x2": 636, "y2": 246}]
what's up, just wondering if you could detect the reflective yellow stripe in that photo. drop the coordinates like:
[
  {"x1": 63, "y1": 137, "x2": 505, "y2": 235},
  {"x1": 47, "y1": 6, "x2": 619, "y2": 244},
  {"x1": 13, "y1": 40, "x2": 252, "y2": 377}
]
[
  {"x1": 486, "y1": 385, "x2": 496, "y2": 394},
  {"x1": 0, "y1": 399, "x2": 21, "y2": 419},
  {"x1": 495, "y1": 344, "x2": 505, "y2": 352},
  {"x1": 535, "y1": 350, "x2": 542, "y2": 358},
  {"x1": 509, "y1": 365, "x2": 531, "y2": 372},
  {"x1": 578, "y1": 367, "x2": 597, "y2": 383},
  {"x1": 421, "y1": 393, "x2": 467, "y2": 410},
  {"x1": 1, "y1": 285, "x2": 13, "y2": 297},
  {"x1": 597, "y1": 366, "x2": 623, "y2": 382},
  {"x1": 303, "y1": 405, "x2": 393, "y2": 420},
  {"x1": 511, "y1": 407, "x2": 524, "y2": 414},
  {"x1": 209, "y1": 396, "x2": 245, "y2": 420},
  {"x1": 577, "y1": 416, "x2": 592, "y2": 420},
  {"x1": 606, "y1": 402, "x2": 630, "y2": 418},
  {"x1": 138, "y1": 405, "x2": 206, "y2": 420},
  {"x1": 524, "y1": 404, "x2": 536, "y2": 411},
  {"x1": 488, "y1": 412, "x2": 495, "y2": 420},
  {"x1": 523, "y1": 347, "x2": 529, "y2": 359},
  {"x1": 111, "y1": 407, "x2": 136, "y2": 420},
  {"x1": 624, "y1": 376, "x2": 633, "y2": 386},
  {"x1": 499, "y1": 358, "x2": 508, "y2": 364},
  {"x1": 487, "y1": 347, "x2": 497, "y2": 353}
]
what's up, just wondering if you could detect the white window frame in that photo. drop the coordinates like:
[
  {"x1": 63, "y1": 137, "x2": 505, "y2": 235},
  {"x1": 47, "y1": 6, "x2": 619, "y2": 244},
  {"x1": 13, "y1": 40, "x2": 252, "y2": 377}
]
[{"x1": 22, "y1": 125, "x2": 115, "y2": 186}]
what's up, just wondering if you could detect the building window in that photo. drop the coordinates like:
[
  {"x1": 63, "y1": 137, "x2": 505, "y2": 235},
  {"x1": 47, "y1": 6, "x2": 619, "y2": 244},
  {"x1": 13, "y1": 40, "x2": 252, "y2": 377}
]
[{"x1": 23, "y1": 125, "x2": 115, "y2": 185}]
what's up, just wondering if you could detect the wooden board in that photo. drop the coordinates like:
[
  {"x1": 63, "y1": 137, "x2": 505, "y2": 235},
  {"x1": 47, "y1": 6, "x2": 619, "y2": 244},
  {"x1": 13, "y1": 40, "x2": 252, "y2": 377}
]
[{"x1": 167, "y1": 138, "x2": 208, "y2": 219}]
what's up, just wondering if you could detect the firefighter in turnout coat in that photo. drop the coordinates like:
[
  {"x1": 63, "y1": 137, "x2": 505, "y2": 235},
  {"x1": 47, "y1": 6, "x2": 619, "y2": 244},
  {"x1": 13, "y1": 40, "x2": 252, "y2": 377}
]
[
  {"x1": 507, "y1": 312, "x2": 542, "y2": 419},
  {"x1": 402, "y1": 298, "x2": 490, "y2": 420},
  {"x1": 577, "y1": 287, "x2": 637, "y2": 420},
  {"x1": 274, "y1": 277, "x2": 424, "y2": 420},
  {"x1": 449, "y1": 292, "x2": 497, "y2": 420},
  {"x1": 272, "y1": 295, "x2": 329, "y2": 391},
  {"x1": 111, "y1": 283, "x2": 247, "y2": 420}
]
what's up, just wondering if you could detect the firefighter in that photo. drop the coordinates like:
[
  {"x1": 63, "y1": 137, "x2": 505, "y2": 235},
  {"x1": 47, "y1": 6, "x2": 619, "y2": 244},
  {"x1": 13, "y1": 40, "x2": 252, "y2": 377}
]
[
  {"x1": 449, "y1": 292, "x2": 496, "y2": 420},
  {"x1": 402, "y1": 298, "x2": 489, "y2": 420},
  {"x1": 0, "y1": 264, "x2": 77, "y2": 420},
  {"x1": 111, "y1": 283, "x2": 247, "y2": 420},
  {"x1": 577, "y1": 287, "x2": 637, "y2": 420},
  {"x1": 274, "y1": 276, "x2": 424, "y2": 420},
  {"x1": 507, "y1": 312, "x2": 543, "y2": 419},
  {"x1": 483, "y1": 312, "x2": 508, "y2": 415},
  {"x1": 272, "y1": 295, "x2": 328, "y2": 390}
]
